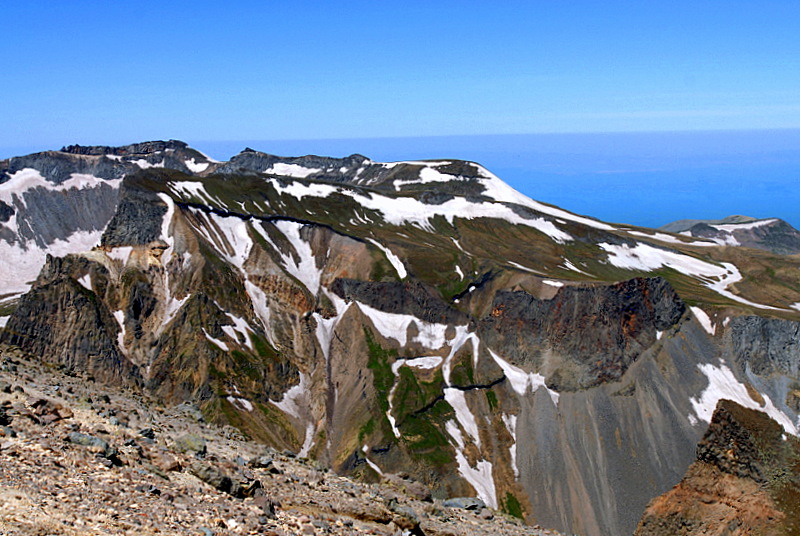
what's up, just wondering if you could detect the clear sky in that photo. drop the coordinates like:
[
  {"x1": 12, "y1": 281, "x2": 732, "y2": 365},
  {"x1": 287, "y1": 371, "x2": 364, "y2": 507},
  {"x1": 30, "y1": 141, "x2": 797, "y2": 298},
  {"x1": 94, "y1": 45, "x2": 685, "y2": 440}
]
[
  {"x1": 4, "y1": 1, "x2": 800, "y2": 151},
  {"x1": 3, "y1": 2, "x2": 799, "y2": 229}
]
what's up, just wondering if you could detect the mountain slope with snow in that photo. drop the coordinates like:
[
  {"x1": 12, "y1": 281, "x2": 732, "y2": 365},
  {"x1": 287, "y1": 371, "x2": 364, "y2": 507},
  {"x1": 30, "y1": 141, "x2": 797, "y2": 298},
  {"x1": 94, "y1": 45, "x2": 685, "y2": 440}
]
[{"x1": 2, "y1": 141, "x2": 800, "y2": 536}]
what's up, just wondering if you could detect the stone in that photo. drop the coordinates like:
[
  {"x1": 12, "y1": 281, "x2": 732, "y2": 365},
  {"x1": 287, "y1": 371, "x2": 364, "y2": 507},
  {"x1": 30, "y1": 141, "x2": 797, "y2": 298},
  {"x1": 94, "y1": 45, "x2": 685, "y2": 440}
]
[
  {"x1": 442, "y1": 497, "x2": 486, "y2": 511},
  {"x1": 66, "y1": 431, "x2": 116, "y2": 459},
  {"x1": 174, "y1": 433, "x2": 207, "y2": 457}
]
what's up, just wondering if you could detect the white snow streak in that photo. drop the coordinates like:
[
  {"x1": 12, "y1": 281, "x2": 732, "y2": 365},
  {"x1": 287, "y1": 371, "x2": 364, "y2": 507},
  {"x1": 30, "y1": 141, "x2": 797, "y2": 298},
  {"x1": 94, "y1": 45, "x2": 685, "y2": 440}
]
[
  {"x1": 245, "y1": 281, "x2": 277, "y2": 347},
  {"x1": 444, "y1": 388, "x2": 481, "y2": 447},
  {"x1": 221, "y1": 310, "x2": 254, "y2": 350},
  {"x1": 502, "y1": 414, "x2": 519, "y2": 479},
  {"x1": 203, "y1": 329, "x2": 230, "y2": 352},
  {"x1": 690, "y1": 306, "x2": 715, "y2": 336},
  {"x1": 367, "y1": 239, "x2": 407, "y2": 279},
  {"x1": 113, "y1": 310, "x2": 127, "y2": 354},
  {"x1": 269, "y1": 173, "x2": 572, "y2": 242},
  {"x1": 362, "y1": 445, "x2": 384, "y2": 476},
  {"x1": 711, "y1": 219, "x2": 777, "y2": 232},
  {"x1": 226, "y1": 397, "x2": 254, "y2": 412},
  {"x1": 133, "y1": 159, "x2": 164, "y2": 169}
]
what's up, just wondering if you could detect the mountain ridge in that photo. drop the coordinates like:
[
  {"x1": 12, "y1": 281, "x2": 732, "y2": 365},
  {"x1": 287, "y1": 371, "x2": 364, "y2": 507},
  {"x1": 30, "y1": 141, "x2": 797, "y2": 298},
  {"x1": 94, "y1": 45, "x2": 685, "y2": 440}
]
[{"x1": 2, "y1": 140, "x2": 800, "y2": 536}]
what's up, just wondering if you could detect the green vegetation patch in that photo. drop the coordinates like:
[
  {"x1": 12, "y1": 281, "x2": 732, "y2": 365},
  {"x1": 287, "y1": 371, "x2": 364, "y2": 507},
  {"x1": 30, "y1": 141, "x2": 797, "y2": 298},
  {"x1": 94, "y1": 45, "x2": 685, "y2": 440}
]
[
  {"x1": 502, "y1": 492, "x2": 524, "y2": 519},
  {"x1": 364, "y1": 327, "x2": 397, "y2": 414},
  {"x1": 400, "y1": 398, "x2": 453, "y2": 466},
  {"x1": 485, "y1": 389, "x2": 498, "y2": 410}
]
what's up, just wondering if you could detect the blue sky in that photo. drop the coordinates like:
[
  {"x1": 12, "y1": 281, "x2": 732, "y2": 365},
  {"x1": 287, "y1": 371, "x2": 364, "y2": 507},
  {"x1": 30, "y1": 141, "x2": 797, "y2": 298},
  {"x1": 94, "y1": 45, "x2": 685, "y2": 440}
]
[
  {"x1": 3, "y1": 2, "x2": 799, "y2": 227},
  {"x1": 4, "y1": 1, "x2": 799, "y2": 149}
]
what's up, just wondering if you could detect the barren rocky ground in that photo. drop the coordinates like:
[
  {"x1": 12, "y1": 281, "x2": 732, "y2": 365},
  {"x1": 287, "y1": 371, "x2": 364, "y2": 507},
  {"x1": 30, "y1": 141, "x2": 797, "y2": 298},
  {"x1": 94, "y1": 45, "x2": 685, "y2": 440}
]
[{"x1": 0, "y1": 344, "x2": 565, "y2": 536}]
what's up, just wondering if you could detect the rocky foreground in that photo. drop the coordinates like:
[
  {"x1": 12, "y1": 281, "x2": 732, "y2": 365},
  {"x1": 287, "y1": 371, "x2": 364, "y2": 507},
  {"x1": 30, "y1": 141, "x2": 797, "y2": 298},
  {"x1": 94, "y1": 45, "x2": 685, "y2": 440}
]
[{"x1": 0, "y1": 344, "x2": 565, "y2": 536}]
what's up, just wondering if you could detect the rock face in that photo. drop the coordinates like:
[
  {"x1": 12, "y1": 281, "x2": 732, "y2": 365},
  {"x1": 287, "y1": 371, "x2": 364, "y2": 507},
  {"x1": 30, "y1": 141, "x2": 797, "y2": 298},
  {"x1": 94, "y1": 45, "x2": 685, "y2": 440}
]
[
  {"x1": 661, "y1": 215, "x2": 800, "y2": 255},
  {"x1": 3, "y1": 141, "x2": 800, "y2": 536},
  {"x1": 634, "y1": 399, "x2": 800, "y2": 536}
]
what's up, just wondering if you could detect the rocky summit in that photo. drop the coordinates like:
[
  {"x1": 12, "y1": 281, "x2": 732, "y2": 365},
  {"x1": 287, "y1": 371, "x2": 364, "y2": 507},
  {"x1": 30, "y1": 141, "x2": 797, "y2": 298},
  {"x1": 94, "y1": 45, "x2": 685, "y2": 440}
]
[{"x1": 2, "y1": 141, "x2": 800, "y2": 536}]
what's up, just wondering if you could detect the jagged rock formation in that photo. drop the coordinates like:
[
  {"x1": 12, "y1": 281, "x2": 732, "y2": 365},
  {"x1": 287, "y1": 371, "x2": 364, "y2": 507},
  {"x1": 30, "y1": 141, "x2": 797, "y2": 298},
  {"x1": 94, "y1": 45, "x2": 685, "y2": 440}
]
[
  {"x1": 661, "y1": 215, "x2": 800, "y2": 255},
  {"x1": 2, "y1": 142, "x2": 800, "y2": 536},
  {"x1": 634, "y1": 399, "x2": 800, "y2": 535}
]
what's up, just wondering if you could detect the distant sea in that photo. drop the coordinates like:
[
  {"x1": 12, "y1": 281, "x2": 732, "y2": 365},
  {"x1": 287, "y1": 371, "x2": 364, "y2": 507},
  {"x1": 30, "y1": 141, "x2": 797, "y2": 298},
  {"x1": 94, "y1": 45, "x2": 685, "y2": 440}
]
[{"x1": 5, "y1": 130, "x2": 799, "y2": 230}]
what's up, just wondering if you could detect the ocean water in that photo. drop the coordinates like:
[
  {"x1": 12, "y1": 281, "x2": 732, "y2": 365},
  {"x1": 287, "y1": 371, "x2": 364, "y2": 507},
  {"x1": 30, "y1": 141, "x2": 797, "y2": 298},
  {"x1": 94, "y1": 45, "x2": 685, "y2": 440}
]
[{"x1": 196, "y1": 130, "x2": 800, "y2": 230}]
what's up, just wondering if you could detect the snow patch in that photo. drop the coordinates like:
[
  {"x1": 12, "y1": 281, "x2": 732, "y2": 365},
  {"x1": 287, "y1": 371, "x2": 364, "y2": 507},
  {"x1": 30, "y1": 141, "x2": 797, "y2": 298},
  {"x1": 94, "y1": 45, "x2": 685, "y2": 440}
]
[
  {"x1": 245, "y1": 281, "x2": 277, "y2": 347},
  {"x1": 542, "y1": 279, "x2": 564, "y2": 288},
  {"x1": 488, "y1": 349, "x2": 559, "y2": 405},
  {"x1": 792, "y1": 302, "x2": 800, "y2": 312},
  {"x1": 690, "y1": 306, "x2": 715, "y2": 335},
  {"x1": 0, "y1": 229, "x2": 104, "y2": 300},
  {"x1": 133, "y1": 159, "x2": 164, "y2": 169},
  {"x1": 273, "y1": 220, "x2": 322, "y2": 294},
  {"x1": 445, "y1": 421, "x2": 497, "y2": 509},
  {"x1": 454, "y1": 265, "x2": 464, "y2": 280},
  {"x1": 562, "y1": 259, "x2": 590, "y2": 275},
  {"x1": 357, "y1": 303, "x2": 452, "y2": 349},
  {"x1": 626, "y1": 230, "x2": 712, "y2": 246},
  {"x1": 271, "y1": 373, "x2": 308, "y2": 420},
  {"x1": 0, "y1": 316, "x2": 8, "y2": 328},
  {"x1": 476, "y1": 167, "x2": 614, "y2": 232},
  {"x1": 0, "y1": 169, "x2": 122, "y2": 207},
  {"x1": 600, "y1": 243, "x2": 782, "y2": 310},
  {"x1": 265, "y1": 163, "x2": 321, "y2": 178},
  {"x1": 220, "y1": 310, "x2": 254, "y2": 350},
  {"x1": 77, "y1": 274, "x2": 92, "y2": 291},
  {"x1": 689, "y1": 361, "x2": 798, "y2": 436},
  {"x1": 169, "y1": 181, "x2": 217, "y2": 205},
  {"x1": 299, "y1": 422, "x2": 315, "y2": 458},
  {"x1": 508, "y1": 261, "x2": 539, "y2": 274},
  {"x1": 184, "y1": 158, "x2": 210, "y2": 173},
  {"x1": 272, "y1": 179, "x2": 340, "y2": 201},
  {"x1": 107, "y1": 246, "x2": 133, "y2": 264}
]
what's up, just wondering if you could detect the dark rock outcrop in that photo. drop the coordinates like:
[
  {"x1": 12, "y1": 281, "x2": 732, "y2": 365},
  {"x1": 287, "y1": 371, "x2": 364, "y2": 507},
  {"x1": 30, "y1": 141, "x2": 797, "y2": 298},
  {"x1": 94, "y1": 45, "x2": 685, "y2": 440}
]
[{"x1": 478, "y1": 277, "x2": 685, "y2": 390}]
